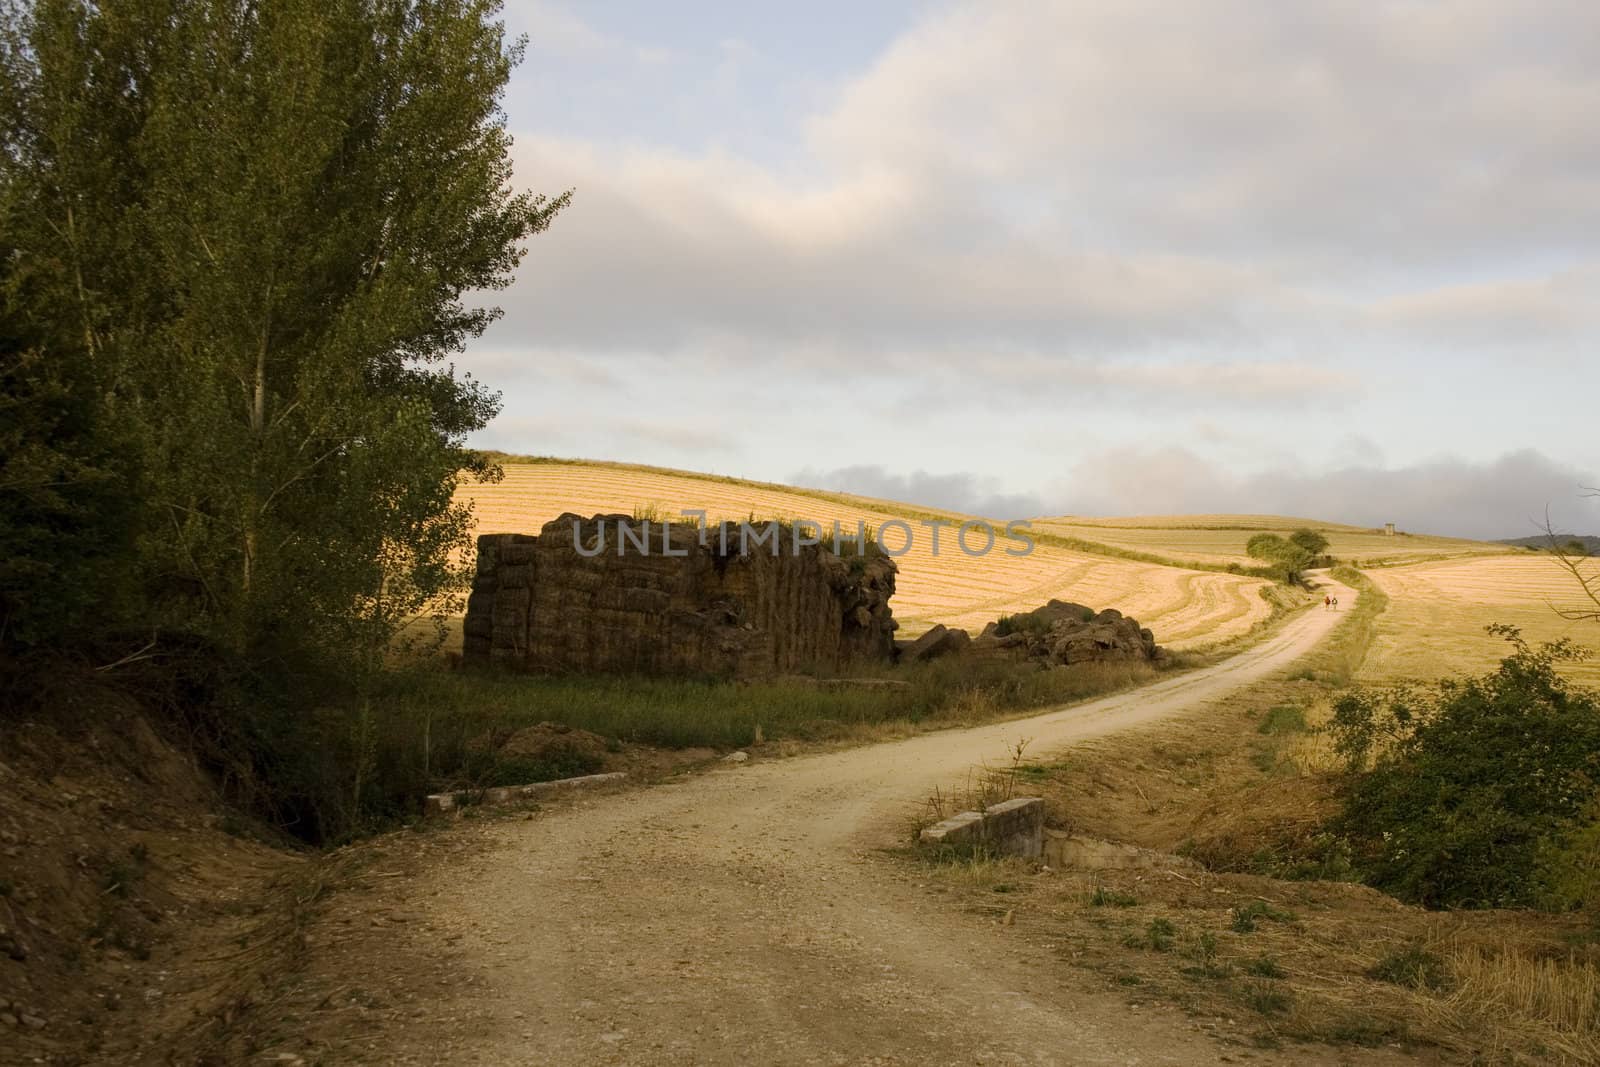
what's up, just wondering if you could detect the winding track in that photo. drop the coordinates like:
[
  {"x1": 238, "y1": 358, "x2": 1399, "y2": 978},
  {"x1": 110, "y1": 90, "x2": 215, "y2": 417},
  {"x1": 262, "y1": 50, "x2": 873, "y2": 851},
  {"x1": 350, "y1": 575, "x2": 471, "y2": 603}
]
[{"x1": 301, "y1": 575, "x2": 1402, "y2": 1066}]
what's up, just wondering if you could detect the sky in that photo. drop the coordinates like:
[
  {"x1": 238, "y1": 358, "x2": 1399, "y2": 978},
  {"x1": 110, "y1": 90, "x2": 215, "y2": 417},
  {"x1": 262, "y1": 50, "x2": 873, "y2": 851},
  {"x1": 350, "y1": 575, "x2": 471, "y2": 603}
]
[{"x1": 463, "y1": 1, "x2": 1600, "y2": 539}]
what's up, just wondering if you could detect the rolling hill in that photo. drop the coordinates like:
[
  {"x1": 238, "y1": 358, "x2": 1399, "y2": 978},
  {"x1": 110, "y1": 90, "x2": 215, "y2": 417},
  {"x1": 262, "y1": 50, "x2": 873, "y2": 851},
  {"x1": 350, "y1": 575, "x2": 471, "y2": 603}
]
[
  {"x1": 1032, "y1": 514, "x2": 1515, "y2": 569},
  {"x1": 454, "y1": 459, "x2": 1294, "y2": 649}
]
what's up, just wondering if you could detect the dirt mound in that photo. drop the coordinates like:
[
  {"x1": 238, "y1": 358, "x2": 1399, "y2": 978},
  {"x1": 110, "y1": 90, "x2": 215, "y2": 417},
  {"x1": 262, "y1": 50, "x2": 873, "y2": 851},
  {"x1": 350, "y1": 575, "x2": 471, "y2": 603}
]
[
  {"x1": 0, "y1": 681, "x2": 304, "y2": 1064},
  {"x1": 497, "y1": 721, "x2": 613, "y2": 767},
  {"x1": 461, "y1": 721, "x2": 617, "y2": 787}
]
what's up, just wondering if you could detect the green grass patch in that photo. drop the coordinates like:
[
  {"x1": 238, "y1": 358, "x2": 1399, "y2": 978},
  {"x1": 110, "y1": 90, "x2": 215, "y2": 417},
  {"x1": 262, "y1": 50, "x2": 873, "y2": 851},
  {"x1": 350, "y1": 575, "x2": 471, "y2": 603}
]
[
  {"x1": 388, "y1": 654, "x2": 1167, "y2": 752},
  {"x1": 1321, "y1": 566, "x2": 1389, "y2": 685},
  {"x1": 1244, "y1": 955, "x2": 1285, "y2": 978},
  {"x1": 1123, "y1": 917, "x2": 1178, "y2": 952},
  {"x1": 994, "y1": 611, "x2": 1054, "y2": 637},
  {"x1": 1231, "y1": 900, "x2": 1296, "y2": 933},
  {"x1": 1256, "y1": 705, "x2": 1308, "y2": 735},
  {"x1": 1090, "y1": 886, "x2": 1139, "y2": 908},
  {"x1": 1368, "y1": 946, "x2": 1454, "y2": 992},
  {"x1": 464, "y1": 746, "x2": 606, "y2": 789},
  {"x1": 342, "y1": 654, "x2": 1185, "y2": 833},
  {"x1": 1240, "y1": 980, "x2": 1294, "y2": 1016},
  {"x1": 1180, "y1": 932, "x2": 1233, "y2": 979}
]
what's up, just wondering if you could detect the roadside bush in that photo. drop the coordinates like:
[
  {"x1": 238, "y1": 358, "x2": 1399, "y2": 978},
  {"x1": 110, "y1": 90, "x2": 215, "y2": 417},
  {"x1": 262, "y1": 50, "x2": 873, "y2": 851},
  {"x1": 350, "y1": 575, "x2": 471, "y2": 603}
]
[{"x1": 1326, "y1": 627, "x2": 1600, "y2": 909}]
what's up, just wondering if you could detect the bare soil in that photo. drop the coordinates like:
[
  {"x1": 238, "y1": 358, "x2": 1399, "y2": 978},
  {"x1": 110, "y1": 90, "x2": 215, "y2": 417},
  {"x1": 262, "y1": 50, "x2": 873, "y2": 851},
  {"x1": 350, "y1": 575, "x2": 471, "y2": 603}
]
[{"x1": 0, "y1": 694, "x2": 307, "y2": 1066}]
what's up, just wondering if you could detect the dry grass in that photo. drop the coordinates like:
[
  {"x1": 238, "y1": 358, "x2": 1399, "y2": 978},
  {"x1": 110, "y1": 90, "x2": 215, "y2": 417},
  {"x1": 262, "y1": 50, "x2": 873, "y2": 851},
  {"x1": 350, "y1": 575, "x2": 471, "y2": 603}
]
[
  {"x1": 909, "y1": 578, "x2": 1600, "y2": 1063},
  {"x1": 1434, "y1": 938, "x2": 1600, "y2": 1063},
  {"x1": 1033, "y1": 513, "x2": 1513, "y2": 569},
  {"x1": 454, "y1": 460, "x2": 1282, "y2": 649},
  {"x1": 918, "y1": 715, "x2": 1600, "y2": 1062},
  {"x1": 1362, "y1": 554, "x2": 1600, "y2": 687}
]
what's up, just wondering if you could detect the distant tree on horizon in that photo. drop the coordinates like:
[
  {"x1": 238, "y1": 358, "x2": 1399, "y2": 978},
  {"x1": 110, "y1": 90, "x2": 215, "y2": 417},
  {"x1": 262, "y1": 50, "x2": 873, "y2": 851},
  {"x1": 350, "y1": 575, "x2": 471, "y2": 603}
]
[
  {"x1": 1289, "y1": 528, "x2": 1331, "y2": 558},
  {"x1": 1246, "y1": 533, "x2": 1314, "y2": 584}
]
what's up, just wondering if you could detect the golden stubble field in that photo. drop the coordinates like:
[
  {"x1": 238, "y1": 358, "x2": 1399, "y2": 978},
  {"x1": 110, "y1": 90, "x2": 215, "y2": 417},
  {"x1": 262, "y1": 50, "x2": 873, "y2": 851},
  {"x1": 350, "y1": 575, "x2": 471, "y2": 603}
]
[
  {"x1": 1362, "y1": 554, "x2": 1600, "y2": 687},
  {"x1": 454, "y1": 461, "x2": 1280, "y2": 649},
  {"x1": 1033, "y1": 513, "x2": 1513, "y2": 568}
]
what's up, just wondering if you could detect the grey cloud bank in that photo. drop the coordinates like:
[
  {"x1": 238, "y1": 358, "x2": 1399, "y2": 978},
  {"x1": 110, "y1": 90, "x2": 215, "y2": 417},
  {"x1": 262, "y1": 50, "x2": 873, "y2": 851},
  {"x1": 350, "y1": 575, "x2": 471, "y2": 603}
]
[{"x1": 800, "y1": 451, "x2": 1600, "y2": 541}]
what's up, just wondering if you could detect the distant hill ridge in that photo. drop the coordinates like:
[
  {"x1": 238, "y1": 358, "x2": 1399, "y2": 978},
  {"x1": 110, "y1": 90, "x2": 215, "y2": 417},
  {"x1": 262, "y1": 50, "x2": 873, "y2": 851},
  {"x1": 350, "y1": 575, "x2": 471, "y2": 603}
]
[{"x1": 1497, "y1": 534, "x2": 1600, "y2": 555}]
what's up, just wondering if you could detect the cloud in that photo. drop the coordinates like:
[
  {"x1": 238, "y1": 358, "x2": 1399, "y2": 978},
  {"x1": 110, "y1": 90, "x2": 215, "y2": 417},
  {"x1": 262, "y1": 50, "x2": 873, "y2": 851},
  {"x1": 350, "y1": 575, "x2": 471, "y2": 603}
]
[
  {"x1": 475, "y1": 3, "x2": 1600, "y2": 511},
  {"x1": 797, "y1": 451, "x2": 1600, "y2": 539},
  {"x1": 1369, "y1": 265, "x2": 1600, "y2": 347},
  {"x1": 791, "y1": 465, "x2": 1049, "y2": 520},
  {"x1": 1058, "y1": 448, "x2": 1600, "y2": 539},
  {"x1": 811, "y1": 1, "x2": 1600, "y2": 267},
  {"x1": 518, "y1": 1, "x2": 674, "y2": 66},
  {"x1": 475, "y1": 414, "x2": 736, "y2": 457},
  {"x1": 496, "y1": 2, "x2": 1599, "y2": 390},
  {"x1": 498, "y1": 134, "x2": 1285, "y2": 358}
]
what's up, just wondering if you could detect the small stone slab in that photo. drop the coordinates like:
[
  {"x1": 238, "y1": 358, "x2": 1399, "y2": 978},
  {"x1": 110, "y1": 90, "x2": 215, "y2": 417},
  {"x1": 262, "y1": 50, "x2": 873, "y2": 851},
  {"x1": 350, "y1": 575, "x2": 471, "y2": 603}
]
[
  {"x1": 1042, "y1": 830, "x2": 1200, "y2": 871},
  {"x1": 425, "y1": 771, "x2": 627, "y2": 815},
  {"x1": 920, "y1": 796, "x2": 1044, "y2": 859}
]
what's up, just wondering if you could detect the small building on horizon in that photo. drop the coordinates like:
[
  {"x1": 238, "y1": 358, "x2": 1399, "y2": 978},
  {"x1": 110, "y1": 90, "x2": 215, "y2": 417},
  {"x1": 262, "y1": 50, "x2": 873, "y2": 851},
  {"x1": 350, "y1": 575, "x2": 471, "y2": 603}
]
[{"x1": 1384, "y1": 522, "x2": 1396, "y2": 536}]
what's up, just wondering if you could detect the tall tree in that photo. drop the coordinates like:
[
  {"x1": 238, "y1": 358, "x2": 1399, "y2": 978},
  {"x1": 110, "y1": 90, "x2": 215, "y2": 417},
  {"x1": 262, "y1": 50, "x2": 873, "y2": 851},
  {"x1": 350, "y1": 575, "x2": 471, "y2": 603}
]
[{"x1": 0, "y1": 0, "x2": 567, "y2": 664}]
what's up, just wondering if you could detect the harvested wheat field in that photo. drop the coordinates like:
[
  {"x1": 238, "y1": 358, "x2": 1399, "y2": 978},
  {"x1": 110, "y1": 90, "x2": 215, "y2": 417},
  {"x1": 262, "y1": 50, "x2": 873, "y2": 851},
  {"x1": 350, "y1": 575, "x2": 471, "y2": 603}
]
[
  {"x1": 1032, "y1": 513, "x2": 1513, "y2": 569},
  {"x1": 455, "y1": 459, "x2": 1282, "y2": 648},
  {"x1": 1362, "y1": 554, "x2": 1600, "y2": 687}
]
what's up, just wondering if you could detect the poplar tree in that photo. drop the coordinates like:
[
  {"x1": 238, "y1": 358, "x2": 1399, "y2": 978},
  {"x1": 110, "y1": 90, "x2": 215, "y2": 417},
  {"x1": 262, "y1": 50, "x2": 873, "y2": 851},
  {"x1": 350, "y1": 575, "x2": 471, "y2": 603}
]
[{"x1": 0, "y1": 0, "x2": 567, "y2": 664}]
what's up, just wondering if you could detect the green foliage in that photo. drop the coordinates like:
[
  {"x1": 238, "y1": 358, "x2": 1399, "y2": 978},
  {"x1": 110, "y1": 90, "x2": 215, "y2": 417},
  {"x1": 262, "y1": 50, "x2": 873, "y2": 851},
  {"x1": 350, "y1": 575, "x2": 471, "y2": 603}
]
[
  {"x1": 1125, "y1": 917, "x2": 1177, "y2": 952},
  {"x1": 1240, "y1": 980, "x2": 1293, "y2": 1015},
  {"x1": 0, "y1": 0, "x2": 567, "y2": 673},
  {"x1": 463, "y1": 742, "x2": 605, "y2": 790},
  {"x1": 1535, "y1": 799, "x2": 1600, "y2": 912},
  {"x1": 1289, "y1": 528, "x2": 1330, "y2": 557},
  {"x1": 1244, "y1": 956, "x2": 1285, "y2": 978},
  {"x1": 1256, "y1": 705, "x2": 1308, "y2": 735},
  {"x1": 1090, "y1": 886, "x2": 1139, "y2": 908},
  {"x1": 1327, "y1": 627, "x2": 1600, "y2": 909},
  {"x1": 383, "y1": 654, "x2": 1165, "y2": 753},
  {"x1": 1244, "y1": 832, "x2": 1357, "y2": 883},
  {"x1": 1180, "y1": 931, "x2": 1233, "y2": 979},
  {"x1": 0, "y1": 341, "x2": 139, "y2": 646},
  {"x1": 1231, "y1": 900, "x2": 1295, "y2": 933},
  {"x1": 1245, "y1": 533, "x2": 1314, "y2": 583},
  {"x1": 1368, "y1": 946, "x2": 1454, "y2": 992},
  {"x1": 0, "y1": 0, "x2": 570, "y2": 839},
  {"x1": 994, "y1": 612, "x2": 1051, "y2": 638}
]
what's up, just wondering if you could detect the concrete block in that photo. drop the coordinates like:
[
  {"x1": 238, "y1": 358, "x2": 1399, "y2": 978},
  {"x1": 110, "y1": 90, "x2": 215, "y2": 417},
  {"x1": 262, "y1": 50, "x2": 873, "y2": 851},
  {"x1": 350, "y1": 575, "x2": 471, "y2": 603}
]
[
  {"x1": 1042, "y1": 830, "x2": 1199, "y2": 872},
  {"x1": 919, "y1": 796, "x2": 1044, "y2": 859},
  {"x1": 424, "y1": 771, "x2": 627, "y2": 816}
]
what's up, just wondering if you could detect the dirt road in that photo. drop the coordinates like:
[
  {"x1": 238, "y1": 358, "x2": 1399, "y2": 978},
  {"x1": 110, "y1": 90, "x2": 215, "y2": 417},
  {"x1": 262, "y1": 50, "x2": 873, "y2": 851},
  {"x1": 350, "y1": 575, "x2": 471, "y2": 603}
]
[{"x1": 285, "y1": 576, "x2": 1408, "y2": 1066}]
